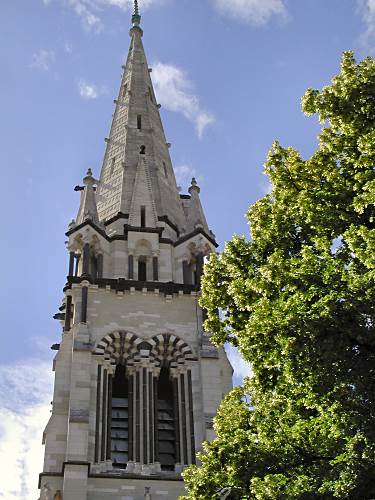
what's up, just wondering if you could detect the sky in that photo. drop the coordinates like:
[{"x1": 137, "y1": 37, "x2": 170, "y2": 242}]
[{"x1": 1, "y1": 0, "x2": 374, "y2": 498}]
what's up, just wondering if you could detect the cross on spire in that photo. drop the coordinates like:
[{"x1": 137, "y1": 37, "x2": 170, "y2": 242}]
[{"x1": 132, "y1": 0, "x2": 141, "y2": 26}]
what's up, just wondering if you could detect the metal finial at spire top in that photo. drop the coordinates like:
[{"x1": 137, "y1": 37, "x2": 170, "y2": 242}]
[{"x1": 132, "y1": 0, "x2": 141, "y2": 26}]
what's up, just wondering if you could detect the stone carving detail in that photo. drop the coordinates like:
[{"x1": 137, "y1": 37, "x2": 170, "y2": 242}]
[{"x1": 93, "y1": 331, "x2": 197, "y2": 368}]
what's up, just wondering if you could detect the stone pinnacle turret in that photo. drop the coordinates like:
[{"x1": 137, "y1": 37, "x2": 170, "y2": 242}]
[{"x1": 76, "y1": 168, "x2": 99, "y2": 225}]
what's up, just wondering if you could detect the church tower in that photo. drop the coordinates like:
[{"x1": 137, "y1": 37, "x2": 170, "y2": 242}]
[{"x1": 39, "y1": 4, "x2": 232, "y2": 499}]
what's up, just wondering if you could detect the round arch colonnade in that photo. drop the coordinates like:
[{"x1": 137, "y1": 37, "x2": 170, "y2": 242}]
[{"x1": 92, "y1": 331, "x2": 197, "y2": 473}]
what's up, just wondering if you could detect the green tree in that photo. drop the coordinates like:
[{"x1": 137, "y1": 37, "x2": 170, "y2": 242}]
[{"x1": 183, "y1": 52, "x2": 375, "y2": 499}]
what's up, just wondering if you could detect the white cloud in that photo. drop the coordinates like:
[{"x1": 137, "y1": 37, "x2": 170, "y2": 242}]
[
  {"x1": 43, "y1": 0, "x2": 166, "y2": 32},
  {"x1": 174, "y1": 164, "x2": 196, "y2": 186},
  {"x1": 196, "y1": 112, "x2": 215, "y2": 140},
  {"x1": 0, "y1": 360, "x2": 53, "y2": 500},
  {"x1": 30, "y1": 49, "x2": 55, "y2": 71},
  {"x1": 78, "y1": 79, "x2": 107, "y2": 99},
  {"x1": 71, "y1": 0, "x2": 103, "y2": 31},
  {"x1": 211, "y1": 0, "x2": 287, "y2": 25},
  {"x1": 358, "y1": 0, "x2": 375, "y2": 48},
  {"x1": 225, "y1": 344, "x2": 253, "y2": 385},
  {"x1": 152, "y1": 62, "x2": 215, "y2": 139}
]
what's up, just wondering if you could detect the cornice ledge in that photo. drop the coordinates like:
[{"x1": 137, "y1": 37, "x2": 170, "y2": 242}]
[{"x1": 174, "y1": 228, "x2": 218, "y2": 248}]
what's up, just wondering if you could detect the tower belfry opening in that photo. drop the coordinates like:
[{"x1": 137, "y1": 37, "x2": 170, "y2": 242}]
[
  {"x1": 40, "y1": 3, "x2": 232, "y2": 499},
  {"x1": 111, "y1": 365, "x2": 130, "y2": 468},
  {"x1": 157, "y1": 366, "x2": 177, "y2": 471}
]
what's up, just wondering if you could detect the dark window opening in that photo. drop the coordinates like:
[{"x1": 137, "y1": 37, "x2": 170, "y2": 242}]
[
  {"x1": 183, "y1": 261, "x2": 192, "y2": 285},
  {"x1": 128, "y1": 254, "x2": 134, "y2": 280},
  {"x1": 193, "y1": 268, "x2": 198, "y2": 286},
  {"x1": 140, "y1": 205, "x2": 146, "y2": 228},
  {"x1": 153, "y1": 256, "x2": 159, "y2": 281},
  {"x1": 149, "y1": 86, "x2": 153, "y2": 103},
  {"x1": 140, "y1": 145, "x2": 146, "y2": 155},
  {"x1": 137, "y1": 115, "x2": 142, "y2": 130},
  {"x1": 122, "y1": 84, "x2": 127, "y2": 98},
  {"x1": 163, "y1": 161, "x2": 168, "y2": 177},
  {"x1": 110, "y1": 157, "x2": 116, "y2": 174},
  {"x1": 111, "y1": 365, "x2": 129, "y2": 468},
  {"x1": 157, "y1": 367, "x2": 176, "y2": 471},
  {"x1": 138, "y1": 258, "x2": 147, "y2": 281}
]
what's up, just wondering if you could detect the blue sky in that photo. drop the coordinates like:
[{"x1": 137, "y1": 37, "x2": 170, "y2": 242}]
[{"x1": 1, "y1": 0, "x2": 374, "y2": 497}]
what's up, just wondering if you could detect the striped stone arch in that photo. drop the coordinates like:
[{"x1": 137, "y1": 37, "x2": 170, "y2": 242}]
[
  {"x1": 149, "y1": 333, "x2": 197, "y2": 368},
  {"x1": 93, "y1": 331, "x2": 197, "y2": 368},
  {"x1": 93, "y1": 331, "x2": 141, "y2": 366}
]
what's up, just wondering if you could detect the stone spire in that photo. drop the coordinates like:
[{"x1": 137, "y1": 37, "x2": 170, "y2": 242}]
[
  {"x1": 186, "y1": 177, "x2": 209, "y2": 233},
  {"x1": 96, "y1": 5, "x2": 186, "y2": 234},
  {"x1": 76, "y1": 168, "x2": 99, "y2": 225}
]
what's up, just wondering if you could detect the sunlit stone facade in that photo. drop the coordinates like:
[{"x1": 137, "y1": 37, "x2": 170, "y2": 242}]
[{"x1": 39, "y1": 6, "x2": 232, "y2": 500}]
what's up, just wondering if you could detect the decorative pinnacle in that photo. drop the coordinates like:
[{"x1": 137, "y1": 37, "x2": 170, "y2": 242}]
[
  {"x1": 132, "y1": 0, "x2": 141, "y2": 26},
  {"x1": 189, "y1": 177, "x2": 200, "y2": 194}
]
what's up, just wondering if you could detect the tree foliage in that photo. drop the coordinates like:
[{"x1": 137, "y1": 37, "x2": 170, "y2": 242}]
[{"x1": 182, "y1": 52, "x2": 375, "y2": 499}]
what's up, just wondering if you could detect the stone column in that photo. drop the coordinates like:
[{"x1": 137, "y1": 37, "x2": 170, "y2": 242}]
[
  {"x1": 187, "y1": 369, "x2": 196, "y2": 464},
  {"x1": 64, "y1": 292, "x2": 73, "y2": 332},
  {"x1": 106, "y1": 373, "x2": 113, "y2": 460},
  {"x1": 180, "y1": 371, "x2": 188, "y2": 465},
  {"x1": 81, "y1": 243, "x2": 90, "y2": 277},
  {"x1": 94, "y1": 364, "x2": 102, "y2": 463},
  {"x1": 152, "y1": 255, "x2": 159, "y2": 281},
  {"x1": 128, "y1": 254, "x2": 134, "y2": 280},
  {"x1": 171, "y1": 366, "x2": 195, "y2": 468},
  {"x1": 97, "y1": 254, "x2": 104, "y2": 279},
  {"x1": 101, "y1": 369, "x2": 108, "y2": 462},
  {"x1": 152, "y1": 373, "x2": 158, "y2": 464},
  {"x1": 172, "y1": 375, "x2": 181, "y2": 465},
  {"x1": 80, "y1": 286, "x2": 88, "y2": 323},
  {"x1": 74, "y1": 254, "x2": 80, "y2": 277},
  {"x1": 128, "y1": 371, "x2": 134, "y2": 462},
  {"x1": 126, "y1": 361, "x2": 160, "y2": 473},
  {"x1": 68, "y1": 251, "x2": 75, "y2": 276}
]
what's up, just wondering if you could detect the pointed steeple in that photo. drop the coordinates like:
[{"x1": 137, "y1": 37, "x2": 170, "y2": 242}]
[
  {"x1": 76, "y1": 168, "x2": 99, "y2": 225},
  {"x1": 96, "y1": 6, "x2": 186, "y2": 236}
]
